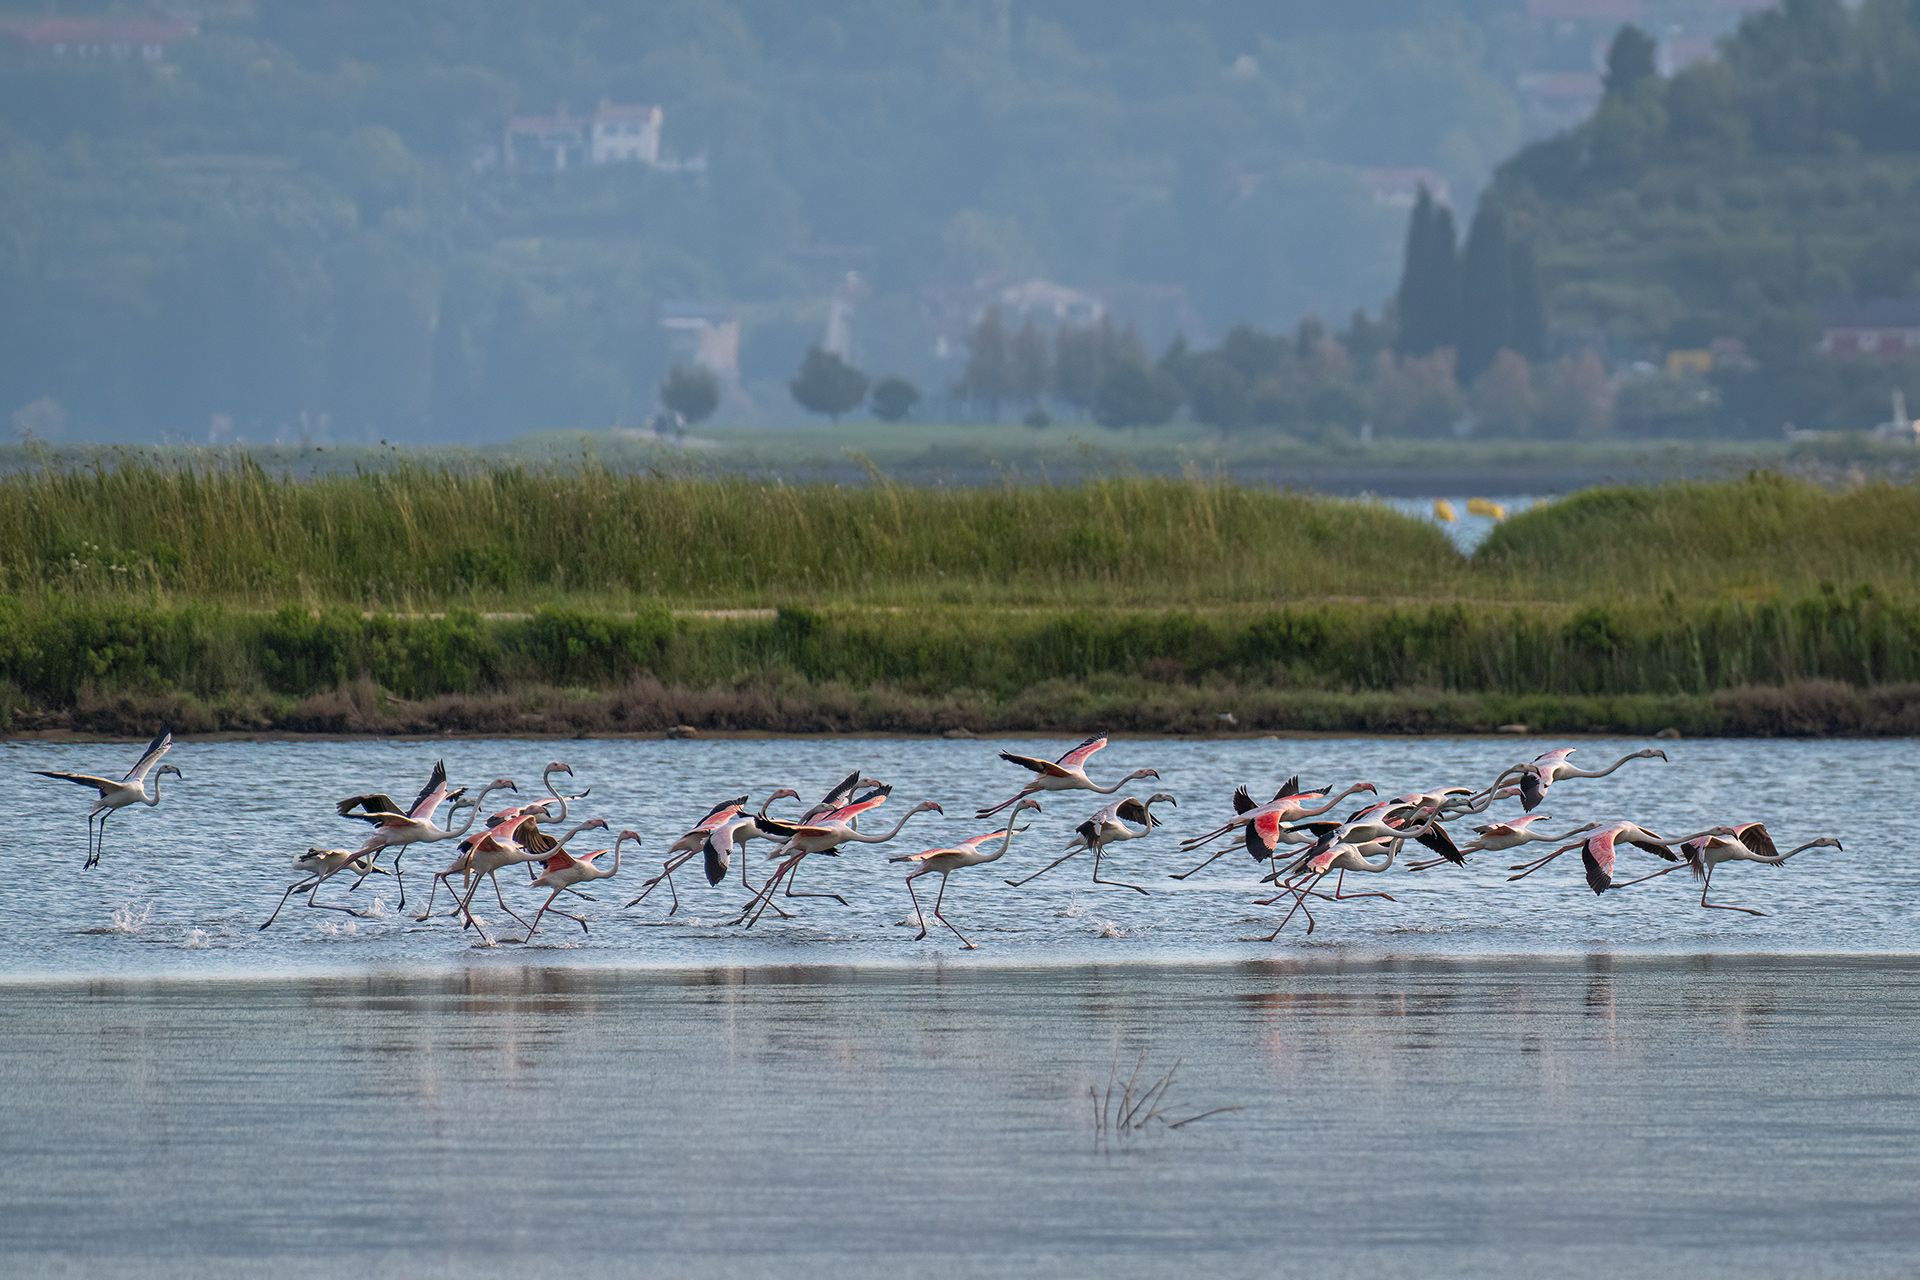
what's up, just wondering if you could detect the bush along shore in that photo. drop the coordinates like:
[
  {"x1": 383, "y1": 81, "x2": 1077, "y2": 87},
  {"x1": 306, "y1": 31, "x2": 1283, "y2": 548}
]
[{"x1": 7, "y1": 594, "x2": 1920, "y2": 737}]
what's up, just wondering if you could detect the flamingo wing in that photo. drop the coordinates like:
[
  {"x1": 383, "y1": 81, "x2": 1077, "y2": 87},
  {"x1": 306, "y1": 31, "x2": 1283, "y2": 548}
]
[
  {"x1": 1413, "y1": 823, "x2": 1465, "y2": 865},
  {"x1": 1115, "y1": 797, "x2": 1152, "y2": 827},
  {"x1": 122, "y1": 727, "x2": 173, "y2": 783},
  {"x1": 1245, "y1": 810, "x2": 1284, "y2": 860},
  {"x1": 1737, "y1": 823, "x2": 1779, "y2": 859},
  {"x1": 1624, "y1": 838, "x2": 1678, "y2": 862},
  {"x1": 999, "y1": 751, "x2": 1069, "y2": 778},
  {"x1": 337, "y1": 793, "x2": 403, "y2": 824},
  {"x1": 33, "y1": 771, "x2": 120, "y2": 796},
  {"x1": 1271, "y1": 774, "x2": 1302, "y2": 800},
  {"x1": 406, "y1": 760, "x2": 449, "y2": 820},
  {"x1": 823, "y1": 788, "x2": 892, "y2": 822},
  {"x1": 817, "y1": 770, "x2": 863, "y2": 809},
  {"x1": 1581, "y1": 831, "x2": 1617, "y2": 894},
  {"x1": 699, "y1": 794, "x2": 751, "y2": 824},
  {"x1": 542, "y1": 851, "x2": 580, "y2": 874},
  {"x1": 1231, "y1": 785, "x2": 1256, "y2": 815},
  {"x1": 1056, "y1": 734, "x2": 1108, "y2": 770},
  {"x1": 1519, "y1": 770, "x2": 1547, "y2": 811}
]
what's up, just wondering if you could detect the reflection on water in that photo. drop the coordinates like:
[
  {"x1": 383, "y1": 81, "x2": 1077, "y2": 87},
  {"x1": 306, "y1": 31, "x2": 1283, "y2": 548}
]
[
  {"x1": 2, "y1": 958, "x2": 1917, "y2": 1278},
  {"x1": 0, "y1": 735, "x2": 1910, "y2": 977}
]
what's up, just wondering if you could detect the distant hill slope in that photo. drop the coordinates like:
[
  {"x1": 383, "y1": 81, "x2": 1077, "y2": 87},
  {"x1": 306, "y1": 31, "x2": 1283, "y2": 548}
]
[{"x1": 1486, "y1": 0, "x2": 1920, "y2": 430}]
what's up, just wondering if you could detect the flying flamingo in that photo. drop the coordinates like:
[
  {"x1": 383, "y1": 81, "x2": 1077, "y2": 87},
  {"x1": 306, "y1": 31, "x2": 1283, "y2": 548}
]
[
  {"x1": 975, "y1": 734, "x2": 1159, "y2": 818},
  {"x1": 1003, "y1": 793, "x2": 1177, "y2": 894},
  {"x1": 891, "y1": 798, "x2": 1043, "y2": 948},
  {"x1": 1252, "y1": 803, "x2": 1449, "y2": 939},
  {"x1": 1171, "y1": 777, "x2": 1377, "y2": 879},
  {"x1": 1482, "y1": 747, "x2": 1668, "y2": 812},
  {"x1": 1506, "y1": 819, "x2": 1723, "y2": 893},
  {"x1": 518, "y1": 830, "x2": 639, "y2": 942},
  {"x1": 258, "y1": 848, "x2": 392, "y2": 929},
  {"x1": 740, "y1": 788, "x2": 945, "y2": 927},
  {"x1": 1407, "y1": 815, "x2": 1598, "y2": 871},
  {"x1": 456, "y1": 816, "x2": 609, "y2": 938},
  {"x1": 33, "y1": 727, "x2": 182, "y2": 868},
  {"x1": 1610, "y1": 824, "x2": 1844, "y2": 915}
]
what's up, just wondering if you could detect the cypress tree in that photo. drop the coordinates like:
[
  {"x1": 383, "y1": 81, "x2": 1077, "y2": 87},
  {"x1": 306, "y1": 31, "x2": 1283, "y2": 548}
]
[
  {"x1": 1507, "y1": 231, "x2": 1547, "y2": 363},
  {"x1": 1394, "y1": 186, "x2": 1461, "y2": 357},
  {"x1": 1459, "y1": 205, "x2": 1513, "y2": 382}
]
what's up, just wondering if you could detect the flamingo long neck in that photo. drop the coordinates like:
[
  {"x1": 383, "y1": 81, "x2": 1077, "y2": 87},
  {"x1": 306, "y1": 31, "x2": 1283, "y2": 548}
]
[
  {"x1": 976, "y1": 815, "x2": 1030, "y2": 866},
  {"x1": 550, "y1": 819, "x2": 603, "y2": 853},
  {"x1": 1780, "y1": 840, "x2": 1833, "y2": 861},
  {"x1": 144, "y1": 774, "x2": 165, "y2": 807},
  {"x1": 847, "y1": 806, "x2": 929, "y2": 843},
  {"x1": 1294, "y1": 784, "x2": 1366, "y2": 819},
  {"x1": 542, "y1": 769, "x2": 571, "y2": 824},
  {"x1": 1087, "y1": 774, "x2": 1129, "y2": 796},
  {"x1": 1360, "y1": 844, "x2": 1397, "y2": 873},
  {"x1": 446, "y1": 783, "x2": 508, "y2": 838},
  {"x1": 1557, "y1": 753, "x2": 1643, "y2": 781}
]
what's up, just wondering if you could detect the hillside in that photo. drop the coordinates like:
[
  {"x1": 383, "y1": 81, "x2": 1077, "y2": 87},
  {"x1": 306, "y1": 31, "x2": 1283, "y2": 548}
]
[{"x1": 1488, "y1": 0, "x2": 1920, "y2": 433}]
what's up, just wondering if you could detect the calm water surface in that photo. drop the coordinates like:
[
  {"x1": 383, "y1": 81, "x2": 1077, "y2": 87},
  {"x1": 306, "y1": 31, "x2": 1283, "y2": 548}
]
[{"x1": 2, "y1": 735, "x2": 1916, "y2": 1275}]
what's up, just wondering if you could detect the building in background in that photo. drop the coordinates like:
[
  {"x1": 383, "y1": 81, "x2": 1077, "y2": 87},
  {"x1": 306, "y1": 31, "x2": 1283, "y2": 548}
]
[{"x1": 506, "y1": 100, "x2": 665, "y2": 172}]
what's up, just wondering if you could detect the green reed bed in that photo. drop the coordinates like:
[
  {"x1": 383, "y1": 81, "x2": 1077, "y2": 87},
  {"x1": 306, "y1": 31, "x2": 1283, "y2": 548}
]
[{"x1": 0, "y1": 462, "x2": 1461, "y2": 608}]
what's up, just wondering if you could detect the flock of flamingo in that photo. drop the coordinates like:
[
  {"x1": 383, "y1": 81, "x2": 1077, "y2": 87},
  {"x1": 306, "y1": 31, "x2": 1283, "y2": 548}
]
[{"x1": 31, "y1": 728, "x2": 1844, "y2": 948}]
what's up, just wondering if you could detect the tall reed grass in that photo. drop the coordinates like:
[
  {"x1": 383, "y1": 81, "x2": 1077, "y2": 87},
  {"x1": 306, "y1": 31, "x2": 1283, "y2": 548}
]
[{"x1": 0, "y1": 461, "x2": 1461, "y2": 607}]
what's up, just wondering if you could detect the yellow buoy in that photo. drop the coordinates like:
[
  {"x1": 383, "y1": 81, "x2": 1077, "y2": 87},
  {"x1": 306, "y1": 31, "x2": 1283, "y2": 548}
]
[
  {"x1": 1466, "y1": 497, "x2": 1506, "y2": 520},
  {"x1": 1433, "y1": 499, "x2": 1458, "y2": 523}
]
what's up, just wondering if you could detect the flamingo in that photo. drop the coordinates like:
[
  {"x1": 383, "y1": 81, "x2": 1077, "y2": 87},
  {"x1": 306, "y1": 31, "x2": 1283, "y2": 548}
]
[
  {"x1": 625, "y1": 790, "x2": 800, "y2": 914},
  {"x1": 1506, "y1": 819, "x2": 1720, "y2": 893},
  {"x1": 518, "y1": 830, "x2": 639, "y2": 942},
  {"x1": 890, "y1": 798, "x2": 1043, "y2": 948},
  {"x1": 975, "y1": 734, "x2": 1159, "y2": 818},
  {"x1": 741, "y1": 788, "x2": 945, "y2": 927},
  {"x1": 1407, "y1": 815, "x2": 1598, "y2": 871},
  {"x1": 1002, "y1": 793, "x2": 1177, "y2": 895},
  {"x1": 1171, "y1": 777, "x2": 1377, "y2": 879},
  {"x1": 336, "y1": 759, "x2": 456, "y2": 831},
  {"x1": 33, "y1": 727, "x2": 182, "y2": 868},
  {"x1": 343, "y1": 776, "x2": 518, "y2": 907},
  {"x1": 1484, "y1": 747, "x2": 1667, "y2": 812},
  {"x1": 1252, "y1": 804, "x2": 1449, "y2": 939},
  {"x1": 1611, "y1": 824, "x2": 1843, "y2": 915},
  {"x1": 456, "y1": 816, "x2": 609, "y2": 938},
  {"x1": 258, "y1": 848, "x2": 392, "y2": 929},
  {"x1": 1267, "y1": 797, "x2": 1445, "y2": 879}
]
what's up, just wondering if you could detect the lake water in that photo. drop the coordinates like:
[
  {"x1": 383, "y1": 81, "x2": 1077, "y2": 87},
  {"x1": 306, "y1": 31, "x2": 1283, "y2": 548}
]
[
  {"x1": 1383, "y1": 496, "x2": 1543, "y2": 552},
  {"x1": 3, "y1": 734, "x2": 1917, "y2": 1276}
]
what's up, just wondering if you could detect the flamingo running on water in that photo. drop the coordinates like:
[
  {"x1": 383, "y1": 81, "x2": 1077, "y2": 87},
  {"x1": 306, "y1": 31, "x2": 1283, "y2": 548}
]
[
  {"x1": 739, "y1": 788, "x2": 944, "y2": 927},
  {"x1": 975, "y1": 734, "x2": 1159, "y2": 819},
  {"x1": 1171, "y1": 777, "x2": 1378, "y2": 879},
  {"x1": 625, "y1": 790, "x2": 800, "y2": 915},
  {"x1": 456, "y1": 816, "x2": 609, "y2": 939},
  {"x1": 1610, "y1": 824, "x2": 1844, "y2": 915},
  {"x1": 891, "y1": 798, "x2": 1042, "y2": 948},
  {"x1": 518, "y1": 830, "x2": 639, "y2": 942},
  {"x1": 258, "y1": 848, "x2": 392, "y2": 929},
  {"x1": 1003, "y1": 793, "x2": 1177, "y2": 895},
  {"x1": 33, "y1": 727, "x2": 182, "y2": 868},
  {"x1": 343, "y1": 776, "x2": 518, "y2": 908}
]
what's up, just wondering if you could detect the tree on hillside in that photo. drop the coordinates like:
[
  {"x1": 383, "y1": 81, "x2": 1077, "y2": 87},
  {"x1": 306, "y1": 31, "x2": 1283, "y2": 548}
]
[
  {"x1": 1092, "y1": 345, "x2": 1181, "y2": 428},
  {"x1": 790, "y1": 346, "x2": 869, "y2": 421},
  {"x1": 1603, "y1": 24, "x2": 1659, "y2": 97},
  {"x1": 1394, "y1": 186, "x2": 1461, "y2": 358},
  {"x1": 869, "y1": 375, "x2": 921, "y2": 422},
  {"x1": 1459, "y1": 206, "x2": 1545, "y2": 382},
  {"x1": 660, "y1": 363, "x2": 720, "y2": 425}
]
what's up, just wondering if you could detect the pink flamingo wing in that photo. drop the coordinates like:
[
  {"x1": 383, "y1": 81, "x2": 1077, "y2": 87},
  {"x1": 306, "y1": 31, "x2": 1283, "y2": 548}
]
[{"x1": 1056, "y1": 735, "x2": 1108, "y2": 769}]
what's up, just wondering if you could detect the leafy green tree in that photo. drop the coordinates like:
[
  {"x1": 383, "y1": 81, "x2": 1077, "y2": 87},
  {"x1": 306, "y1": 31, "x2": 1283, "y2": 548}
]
[
  {"x1": 1394, "y1": 187, "x2": 1461, "y2": 358},
  {"x1": 790, "y1": 346, "x2": 869, "y2": 421},
  {"x1": 660, "y1": 364, "x2": 720, "y2": 425},
  {"x1": 869, "y1": 375, "x2": 921, "y2": 422},
  {"x1": 1092, "y1": 356, "x2": 1181, "y2": 428},
  {"x1": 1459, "y1": 206, "x2": 1544, "y2": 382}
]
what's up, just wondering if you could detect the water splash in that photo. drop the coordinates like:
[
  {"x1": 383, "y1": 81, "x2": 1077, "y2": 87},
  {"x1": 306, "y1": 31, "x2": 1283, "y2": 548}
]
[
  {"x1": 318, "y1": 921, "x2": 358, "y2": 938},
  {"x1": 182, "y1": 929, "x2": 209, "y2": 950},
  {"x1": 1094, "y1": 919, "x2": 1127, "y2": 939},
  {"x1": 363, "y1": 897, "x2": 388, "y2": 920},
  {"x1": 897, "y1": 909, "x2": 927, "y2": 929},
  {"x1": 108, "y1": 903, "x2": 153, "y2": 934}
]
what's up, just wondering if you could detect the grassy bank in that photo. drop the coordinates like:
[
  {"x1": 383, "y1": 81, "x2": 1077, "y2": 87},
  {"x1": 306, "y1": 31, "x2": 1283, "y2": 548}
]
[{"x1": 4, "y1": 461, "x2": 1919, "y2": 735}]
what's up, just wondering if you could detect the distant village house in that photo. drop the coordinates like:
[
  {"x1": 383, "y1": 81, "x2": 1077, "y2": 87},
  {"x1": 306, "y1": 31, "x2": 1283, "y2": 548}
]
[
  {"x1": 503, "y1": 100, "x2": 665, "y2": 172},
  {"x1": 1819, "y1": 299, "x2": 1920, "y2": 360}
]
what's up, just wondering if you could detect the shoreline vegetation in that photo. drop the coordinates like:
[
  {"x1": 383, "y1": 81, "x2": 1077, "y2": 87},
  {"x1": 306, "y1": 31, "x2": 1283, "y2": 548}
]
[{"x1": 4, "y1": 459, "x2": 1920, "y2": 738}]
